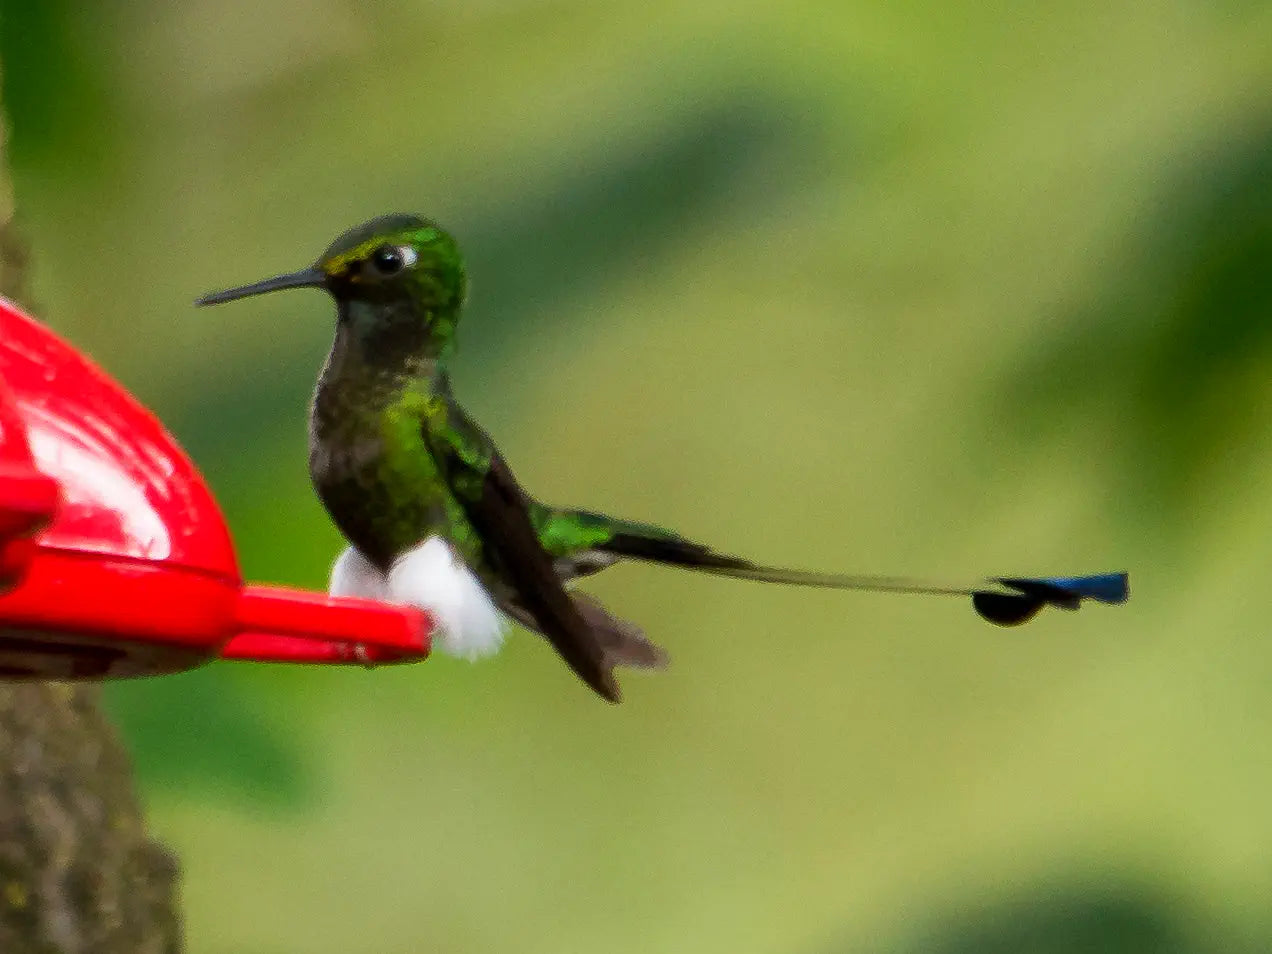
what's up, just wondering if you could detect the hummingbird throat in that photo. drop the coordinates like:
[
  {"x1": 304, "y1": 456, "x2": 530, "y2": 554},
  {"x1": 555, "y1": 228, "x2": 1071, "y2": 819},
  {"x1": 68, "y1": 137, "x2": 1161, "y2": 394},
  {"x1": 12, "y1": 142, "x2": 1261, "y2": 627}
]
[{"x1": 339, "y1": 296, "x2": 459, "y2": 371}]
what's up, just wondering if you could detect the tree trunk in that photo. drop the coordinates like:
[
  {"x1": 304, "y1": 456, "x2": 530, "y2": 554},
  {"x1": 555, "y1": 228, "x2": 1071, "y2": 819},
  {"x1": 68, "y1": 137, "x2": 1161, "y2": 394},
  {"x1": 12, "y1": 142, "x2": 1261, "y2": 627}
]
[{"x1": 0, "y1": 62, "x2": 183, "y2": 954}]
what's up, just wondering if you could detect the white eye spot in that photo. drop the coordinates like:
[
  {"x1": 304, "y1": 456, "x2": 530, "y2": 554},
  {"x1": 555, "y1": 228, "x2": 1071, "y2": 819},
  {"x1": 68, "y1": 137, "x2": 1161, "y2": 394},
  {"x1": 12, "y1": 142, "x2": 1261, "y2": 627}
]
[{"x1": 368, "y1": 244, "x2": 418, "y2": 276}]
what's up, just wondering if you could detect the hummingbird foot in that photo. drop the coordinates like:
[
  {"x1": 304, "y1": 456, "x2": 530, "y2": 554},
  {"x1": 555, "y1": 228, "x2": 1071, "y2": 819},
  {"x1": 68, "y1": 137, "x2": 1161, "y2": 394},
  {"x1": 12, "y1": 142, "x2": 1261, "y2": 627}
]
[{"x1": 329, "y1": 541, "x2": 508, "y2": 660}]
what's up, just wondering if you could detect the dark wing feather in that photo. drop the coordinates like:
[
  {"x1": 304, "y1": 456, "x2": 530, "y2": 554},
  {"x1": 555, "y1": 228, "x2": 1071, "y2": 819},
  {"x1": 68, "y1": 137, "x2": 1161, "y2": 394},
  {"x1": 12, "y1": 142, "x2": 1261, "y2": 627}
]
[{"x1": 424, "y1": 406, "x2": 620, "y2": 702}]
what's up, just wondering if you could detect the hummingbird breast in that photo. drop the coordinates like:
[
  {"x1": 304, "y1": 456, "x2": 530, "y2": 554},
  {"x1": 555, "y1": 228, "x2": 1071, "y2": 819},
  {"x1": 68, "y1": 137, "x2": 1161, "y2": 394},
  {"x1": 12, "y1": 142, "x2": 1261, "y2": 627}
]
[{"x1": 308, "y1": 371, "x2": 458, "y2": 572}]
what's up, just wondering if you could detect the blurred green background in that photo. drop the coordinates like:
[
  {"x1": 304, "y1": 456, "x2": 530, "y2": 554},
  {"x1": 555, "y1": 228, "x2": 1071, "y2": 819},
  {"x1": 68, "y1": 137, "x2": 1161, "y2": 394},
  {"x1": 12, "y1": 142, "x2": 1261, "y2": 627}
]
[{"x1": 4, "y1": 2, "x2": 1272, "y2": 952}]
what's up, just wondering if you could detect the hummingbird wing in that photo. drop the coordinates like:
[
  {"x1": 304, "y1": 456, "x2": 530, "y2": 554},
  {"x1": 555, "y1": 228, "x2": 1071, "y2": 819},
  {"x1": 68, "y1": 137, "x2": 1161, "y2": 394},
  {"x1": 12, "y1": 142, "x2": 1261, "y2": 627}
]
[{"x1": 422, "y1": 413, "x2": 624, "y2": 702}]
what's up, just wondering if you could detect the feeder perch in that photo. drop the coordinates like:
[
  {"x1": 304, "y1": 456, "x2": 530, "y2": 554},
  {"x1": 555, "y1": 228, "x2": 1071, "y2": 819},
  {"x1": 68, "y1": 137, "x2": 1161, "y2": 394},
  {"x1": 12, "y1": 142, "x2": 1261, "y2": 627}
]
[{"x1": 0, "y1": 297, "x2": 430, "y2": 679}]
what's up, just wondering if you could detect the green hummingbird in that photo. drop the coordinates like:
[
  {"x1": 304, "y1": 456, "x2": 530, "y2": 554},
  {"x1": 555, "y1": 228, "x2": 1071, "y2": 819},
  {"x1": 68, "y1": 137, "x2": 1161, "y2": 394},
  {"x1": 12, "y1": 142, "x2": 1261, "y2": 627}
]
[{"x1": 197, "y1": 214, "x2": 1129, "y2": 702}]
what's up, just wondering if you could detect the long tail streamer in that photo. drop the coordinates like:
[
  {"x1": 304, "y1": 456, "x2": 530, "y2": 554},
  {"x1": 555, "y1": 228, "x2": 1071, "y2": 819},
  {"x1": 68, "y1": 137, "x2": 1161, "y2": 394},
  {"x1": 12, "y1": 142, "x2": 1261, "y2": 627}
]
[{"x1": 601, "y1": 532, "x2": 1129, "y2": 625}]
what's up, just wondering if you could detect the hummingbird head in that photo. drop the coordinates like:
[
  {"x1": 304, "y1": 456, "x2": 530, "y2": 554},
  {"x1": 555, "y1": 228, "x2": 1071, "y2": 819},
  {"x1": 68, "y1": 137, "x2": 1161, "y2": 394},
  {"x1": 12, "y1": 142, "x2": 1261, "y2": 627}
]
[
  {"x1": 315, "y1": 214, "x2": 466, "y2": 310},
  {"x1": 196, "y1": 213, "x2": 468, "y2": 356}
]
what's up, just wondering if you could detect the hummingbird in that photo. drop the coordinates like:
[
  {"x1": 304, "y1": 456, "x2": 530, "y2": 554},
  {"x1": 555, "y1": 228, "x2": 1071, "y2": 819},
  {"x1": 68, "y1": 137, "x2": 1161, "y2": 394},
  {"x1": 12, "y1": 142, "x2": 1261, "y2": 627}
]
[{"x1": 196, "y1": 214, "x2": 1129, "y2": 702}]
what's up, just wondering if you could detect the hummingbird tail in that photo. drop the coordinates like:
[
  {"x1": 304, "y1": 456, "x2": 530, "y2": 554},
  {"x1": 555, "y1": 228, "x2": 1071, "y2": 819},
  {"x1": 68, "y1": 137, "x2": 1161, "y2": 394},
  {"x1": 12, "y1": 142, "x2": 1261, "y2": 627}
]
[
  {"x1": 596, "y1": 533, "x2": 1128, "y2": 625},
  {"x1": 570, "y1": 592, "x2": 669, "y2": 671},
  {"x1": 498, "y1": 590, "x2": 667, "y2": 682}
]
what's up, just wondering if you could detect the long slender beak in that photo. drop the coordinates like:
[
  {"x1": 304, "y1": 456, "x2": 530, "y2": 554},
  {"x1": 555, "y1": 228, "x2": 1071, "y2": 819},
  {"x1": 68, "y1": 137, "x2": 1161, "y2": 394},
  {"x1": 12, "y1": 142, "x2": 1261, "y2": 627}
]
[{"x1": 194, "y1": 266, "x2": 327, "y2": 306}]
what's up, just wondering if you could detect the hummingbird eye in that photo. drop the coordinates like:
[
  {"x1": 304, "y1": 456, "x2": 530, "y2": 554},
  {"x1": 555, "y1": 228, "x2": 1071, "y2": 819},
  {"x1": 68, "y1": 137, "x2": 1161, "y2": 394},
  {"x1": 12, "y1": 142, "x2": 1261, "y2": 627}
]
[{"x1": 368, "y1": 244, "x2": 417, "y2": 277}]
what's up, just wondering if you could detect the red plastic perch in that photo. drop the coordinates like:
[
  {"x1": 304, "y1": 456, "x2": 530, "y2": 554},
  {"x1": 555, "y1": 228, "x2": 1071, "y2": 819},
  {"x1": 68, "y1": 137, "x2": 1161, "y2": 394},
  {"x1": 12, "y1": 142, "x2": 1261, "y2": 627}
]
[{"x1": 0, "y1": 297, "x2": 430, "y2": 679}]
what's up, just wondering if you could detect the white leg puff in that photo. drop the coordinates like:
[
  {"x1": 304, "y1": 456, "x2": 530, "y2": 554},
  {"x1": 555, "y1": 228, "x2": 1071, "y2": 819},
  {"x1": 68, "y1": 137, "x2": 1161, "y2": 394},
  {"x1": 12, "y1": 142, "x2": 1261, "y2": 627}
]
[
  {"x1": 329, "y1": 546, "x2": 390, "y2": 600},
  {"x1": 386, "y1": 537, "x2": 507, "y2": 660}
]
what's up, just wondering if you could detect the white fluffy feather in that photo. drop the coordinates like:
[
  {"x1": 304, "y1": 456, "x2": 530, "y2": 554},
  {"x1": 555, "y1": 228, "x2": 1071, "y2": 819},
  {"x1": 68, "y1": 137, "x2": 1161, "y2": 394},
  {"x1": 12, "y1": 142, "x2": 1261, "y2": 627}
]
[
  {"x1": 387, "y1": 537, "x2": 507, "y2": 660},
  {"x1": 329, "y1": 541, "x2": 508, "y2": 659},
  {"x1": 329, "y1": 546, "x2": 391, "y2": 600}
]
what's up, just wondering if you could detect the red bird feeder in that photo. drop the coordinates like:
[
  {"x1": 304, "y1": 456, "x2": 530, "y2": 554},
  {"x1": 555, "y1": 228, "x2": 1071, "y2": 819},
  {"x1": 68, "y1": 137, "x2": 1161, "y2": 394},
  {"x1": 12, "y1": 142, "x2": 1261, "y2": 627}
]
[{"x1": 0, "y1": 297, "x2": 430, "y2": 678}]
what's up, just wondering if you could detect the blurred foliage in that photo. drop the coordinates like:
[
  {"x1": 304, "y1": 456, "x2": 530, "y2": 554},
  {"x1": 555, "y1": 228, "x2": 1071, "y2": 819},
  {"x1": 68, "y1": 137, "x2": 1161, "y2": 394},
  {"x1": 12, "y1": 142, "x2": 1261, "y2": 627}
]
[
  {"x1": 106, "y1": 669, "x2": 311, "y2": 809},
  {"x1": 1001, "y1": 117, "x2": 1272, "y2": 537},
  {"x1": 0, "y1": 2, "x2": 113, "y2": 168},
  {"x1": 4, "y1": 1, "x2": 1272, "y2": 953},
  {"x1": 875, "y1": 877, "x2": 1243, "y2": 954}
]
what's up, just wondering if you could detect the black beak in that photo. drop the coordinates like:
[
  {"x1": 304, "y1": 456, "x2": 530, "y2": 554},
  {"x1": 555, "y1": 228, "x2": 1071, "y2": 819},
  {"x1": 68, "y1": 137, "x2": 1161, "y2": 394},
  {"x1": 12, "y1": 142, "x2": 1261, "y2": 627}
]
[{"x1": 195, "y1": 266, "x2": 327, "y2": 306}]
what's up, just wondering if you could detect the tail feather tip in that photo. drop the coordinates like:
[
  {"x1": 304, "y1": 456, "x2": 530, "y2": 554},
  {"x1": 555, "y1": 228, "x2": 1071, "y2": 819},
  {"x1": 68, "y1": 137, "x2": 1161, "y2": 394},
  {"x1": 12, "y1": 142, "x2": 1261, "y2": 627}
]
[
  {"x1": 1035, "y1": 572, "x2": 1130, "y2": 605},
  {"x1": 975, "y1": 571, "x2": 1129, "y2": 626}
]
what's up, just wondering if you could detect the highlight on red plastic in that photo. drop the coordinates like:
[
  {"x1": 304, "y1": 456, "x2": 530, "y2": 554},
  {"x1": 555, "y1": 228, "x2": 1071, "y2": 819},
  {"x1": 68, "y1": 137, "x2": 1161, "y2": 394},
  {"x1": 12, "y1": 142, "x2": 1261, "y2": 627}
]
[
  {"x1": 0, "y1": 296, "x2": 430, "y2": 679},
  {"x1": 0, "y1": 378, "x2": 59, "y2": 587}
]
